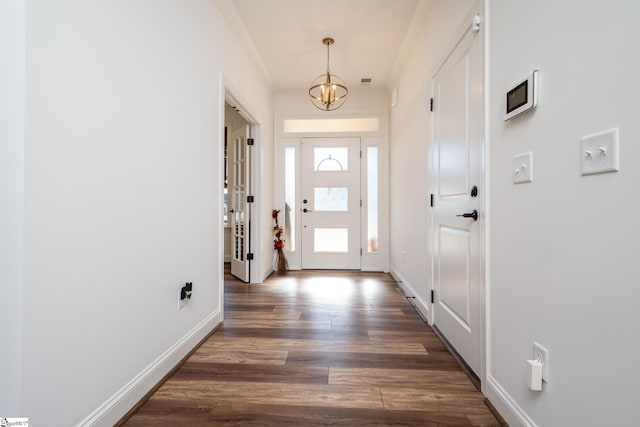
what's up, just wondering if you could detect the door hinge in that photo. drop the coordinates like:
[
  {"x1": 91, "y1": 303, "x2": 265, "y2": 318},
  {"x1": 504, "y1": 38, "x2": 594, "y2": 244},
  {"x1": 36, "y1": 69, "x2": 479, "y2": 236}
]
[
  {"x1": 360, "y1": 199, "x2": 362, "y2": 207},
  {"x1": 430, "y1": 193, "x2": 434, "y2": 207},
  {"x1": 431, "y1": 290, "x2": 435, "y2": 304},
  {"x1": 430, "y1": 98, "x2": 434, "y2": 112},
  {"x1": 247, "y1": 138, "x2": 255, "y2": 146},
  {"x1": 360, "y1": 248, "x2": 363, "y2": 256},
  {"x1": 247, "y1": 195, "x2": 254, "y2": 203},
  {"x1": 360, "y1": 150, "x2": 362, "y2": 158},
  {"x1": 472, "y1": 14, "x2": 481, "y2": 33},
  {"x1": 247, "y1": 253, "x2": 254, "y2": 260}
]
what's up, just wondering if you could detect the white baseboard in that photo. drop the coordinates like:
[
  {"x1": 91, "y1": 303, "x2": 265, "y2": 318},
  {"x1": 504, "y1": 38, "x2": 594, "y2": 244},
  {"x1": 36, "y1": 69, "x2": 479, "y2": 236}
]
[
  {"x1": 389, "y1": 265, "x2": 430, "y2": 323},
  {"x1": 77, "y1": 310, "x2": 222, "y2": 427},
  {"x1": 486, "y1": 374, "x2": 537, "y2": 427}
]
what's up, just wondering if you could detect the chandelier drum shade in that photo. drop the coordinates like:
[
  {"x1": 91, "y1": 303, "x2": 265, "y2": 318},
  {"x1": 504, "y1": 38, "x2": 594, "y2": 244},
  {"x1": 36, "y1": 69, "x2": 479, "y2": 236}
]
[{"x1": 309, "y1": 37, "x2": 348, "y2": 111}]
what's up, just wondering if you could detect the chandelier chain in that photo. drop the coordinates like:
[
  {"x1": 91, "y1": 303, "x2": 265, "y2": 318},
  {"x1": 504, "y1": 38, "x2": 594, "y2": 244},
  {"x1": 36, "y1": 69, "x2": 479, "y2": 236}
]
[{"x1": 326, "y1": 42, "x2": 330, "y2": 74}]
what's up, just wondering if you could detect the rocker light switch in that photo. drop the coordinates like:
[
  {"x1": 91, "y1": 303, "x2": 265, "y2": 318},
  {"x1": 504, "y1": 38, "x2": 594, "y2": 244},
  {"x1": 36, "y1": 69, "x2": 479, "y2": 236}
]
[{"x1": 512, "y1": 152, "x2": 533, "y2": 184}]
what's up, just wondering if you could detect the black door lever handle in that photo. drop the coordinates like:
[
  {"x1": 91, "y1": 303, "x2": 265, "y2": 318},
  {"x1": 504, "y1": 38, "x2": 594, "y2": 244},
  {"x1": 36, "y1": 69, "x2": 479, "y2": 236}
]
[{"x1": 456, "y1": 210, "x2": 478, "y2": 221}]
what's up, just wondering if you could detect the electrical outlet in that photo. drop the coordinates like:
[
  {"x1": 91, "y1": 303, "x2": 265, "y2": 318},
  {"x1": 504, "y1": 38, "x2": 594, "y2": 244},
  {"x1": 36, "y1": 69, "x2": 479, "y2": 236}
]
[
  {"x1": 177, "y1": 287, "x2": 186, "y2": 310},
  {"x1": 533, "y1": 342, "x2": 549, "y2": 383}
]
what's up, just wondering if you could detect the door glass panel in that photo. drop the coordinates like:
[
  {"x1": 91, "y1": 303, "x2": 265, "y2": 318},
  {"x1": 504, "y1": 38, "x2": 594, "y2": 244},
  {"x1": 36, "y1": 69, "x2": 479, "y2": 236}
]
[
  {"x1": 314, "y1": 187, "x2": 348, "y2": 211},
  {"x1": 314, "y1": 228, "x2": 348, "y2": 253},
  {"x1": 234, "y1": 190, "x2": 245, "y2": 213},
  {"x1": 234, "y1": 210, "x2": 245, "y2": 261},
  {"x1": 367, "y1": 147, "x2": 379, "y2": 252},
  {"x1": 284, "y1": 118, "x2": 379, "y2": 133},
  {"x1": 314, "y1": 147, "x2": 348, "y2": 171},
  {"x1": 284, "y1": 147, "x2": 296, "y2": 251}
]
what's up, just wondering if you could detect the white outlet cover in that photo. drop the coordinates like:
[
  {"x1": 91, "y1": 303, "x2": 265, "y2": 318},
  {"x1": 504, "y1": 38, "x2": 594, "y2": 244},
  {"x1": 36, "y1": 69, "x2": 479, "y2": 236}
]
[
  {"x1": 512, "y1": 151, "x2": 533, "y2": 184},
  {"x1": 581, "y1": 128, "x2": 619, "y2": 175}
]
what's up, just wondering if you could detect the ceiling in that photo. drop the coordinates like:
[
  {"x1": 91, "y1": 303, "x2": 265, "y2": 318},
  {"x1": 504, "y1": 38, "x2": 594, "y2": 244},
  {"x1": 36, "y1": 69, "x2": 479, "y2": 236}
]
[{"x1": 222, "y1": 0, "x2": 421, "y2": 90}]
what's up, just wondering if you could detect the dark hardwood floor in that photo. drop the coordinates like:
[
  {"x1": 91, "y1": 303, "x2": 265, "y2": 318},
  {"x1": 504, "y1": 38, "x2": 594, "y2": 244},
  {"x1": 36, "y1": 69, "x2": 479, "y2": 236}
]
[{"x1": 123, "y1": 268, "x2": 501, "y2": 426}]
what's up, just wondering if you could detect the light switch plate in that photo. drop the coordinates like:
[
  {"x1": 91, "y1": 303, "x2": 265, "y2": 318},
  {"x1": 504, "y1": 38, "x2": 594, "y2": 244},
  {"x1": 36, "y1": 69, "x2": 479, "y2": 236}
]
[
  {"x1": 581, "y1": 128, "x2": 619, "y2": 175},
  {"x1": 512, "y1": 151, "x2": 533, "y2": 184}
]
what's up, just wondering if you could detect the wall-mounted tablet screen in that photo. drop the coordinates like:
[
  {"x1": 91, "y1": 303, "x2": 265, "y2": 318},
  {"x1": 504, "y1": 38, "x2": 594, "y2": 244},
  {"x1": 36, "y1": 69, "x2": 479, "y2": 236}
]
[
  {"x1": 507, "y1": 80, "x2": 528, "y2": 113},
  {"x1": 504, "y1": 70, "x2": 538, "y2": 121}
]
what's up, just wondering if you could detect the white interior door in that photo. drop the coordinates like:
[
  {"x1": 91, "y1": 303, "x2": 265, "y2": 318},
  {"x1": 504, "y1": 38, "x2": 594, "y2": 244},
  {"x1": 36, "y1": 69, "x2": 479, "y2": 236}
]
[
  {"x1": 431, "y1": 16, "x2": 484, "y2": 377},
  {"x1": 230, "y1": 125, "x2": 251, "y2": 282},
  {"x1": 301, "y1": 137, "x2": 361, "y2": 269}
]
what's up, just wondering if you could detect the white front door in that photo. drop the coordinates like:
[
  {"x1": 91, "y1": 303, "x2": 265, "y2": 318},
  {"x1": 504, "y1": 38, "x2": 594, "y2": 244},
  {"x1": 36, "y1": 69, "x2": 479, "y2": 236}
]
[
  {"x1": 431, "y1": 13, "x2": 484, "y2": 377},
  {"x1": 230, "y1": 124, "x2": 251, "y2": 282},
  {"x1": 301, "y1": 137, "x2": 361, "y2": 269}
]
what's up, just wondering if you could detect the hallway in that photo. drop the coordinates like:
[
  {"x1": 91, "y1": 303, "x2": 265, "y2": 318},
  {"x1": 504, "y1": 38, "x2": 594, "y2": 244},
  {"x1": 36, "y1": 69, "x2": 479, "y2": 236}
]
[{"x1": 123, "y1": 269, "x2": 500, "y2": 425}]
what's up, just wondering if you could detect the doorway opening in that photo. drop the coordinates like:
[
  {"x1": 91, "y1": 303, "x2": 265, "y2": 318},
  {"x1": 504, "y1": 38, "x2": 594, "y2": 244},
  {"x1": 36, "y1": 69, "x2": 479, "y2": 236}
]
[
  {"x1": 275, "y1": 114, "x2": 389, "y2": 272},
  {"x1": 222, "y1": 91, "x2": 259, "y2": 285}
]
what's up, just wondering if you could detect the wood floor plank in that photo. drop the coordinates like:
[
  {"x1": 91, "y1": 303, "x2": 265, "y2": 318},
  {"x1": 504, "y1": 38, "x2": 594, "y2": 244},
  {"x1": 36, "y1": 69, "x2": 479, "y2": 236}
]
[
  {"x1": 123, "y1": 267, "x2": 499, "y2": 426},
  {"x1": 224, "y1": 303, "x2": 277, "y2": 311},
  {"x1": 152, "y1": 381, "x2": 385, "y2": 410},
  {"x1": 285, "y1": 350, "x2": 450, "y2": 370},
  {"x1": 224, "y1": 311, "x2": 302, "y2": 320},
  {"x1": 286, "y1": 351, "x2": 444, "y2": 369},
  {"x1": 202, "y1": 336, "x2": 427, "y2": 355},
  {"x1": 219, "y1": 326, "x2": 371, "y2": 341},
  {"x1": 260, "y1": 338, "x2": 429, "y2": 355},
  {"x1": 223, "y1": 318, "x2": 332, "y2": 329},
  {"x1": 173, "y1": 362, "x2": 329, "y2": 385},
  {"x1": 380, "y1": 387, "x2": 489, "y2": 412},
  {"x1": 126, "y1": 401, "x2": 475, "y2": 426},
  {"x1": 329, "y1": 367, "x2": 478, "y2": 391},
  {"x1": 188, "y1": 349, "x2": 288, "y2": 365}
]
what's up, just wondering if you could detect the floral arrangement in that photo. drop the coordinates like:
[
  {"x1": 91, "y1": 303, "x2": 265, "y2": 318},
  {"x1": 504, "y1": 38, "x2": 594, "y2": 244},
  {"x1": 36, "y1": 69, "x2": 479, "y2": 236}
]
[{"x1": 272, "y1": 209, "x2": 288, "y2": 273}]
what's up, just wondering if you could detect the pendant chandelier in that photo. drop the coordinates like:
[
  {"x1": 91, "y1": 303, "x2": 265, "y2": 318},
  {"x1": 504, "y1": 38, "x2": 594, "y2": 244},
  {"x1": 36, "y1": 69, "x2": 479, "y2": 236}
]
[{"x1": 308, "y1": 37, "x2": 348, "y2": 111}]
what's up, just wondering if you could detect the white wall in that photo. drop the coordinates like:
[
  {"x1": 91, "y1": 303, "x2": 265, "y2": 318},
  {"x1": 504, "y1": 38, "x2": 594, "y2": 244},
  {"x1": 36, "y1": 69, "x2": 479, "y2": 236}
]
[
  {"x1": 388, "y1": 0, "x2": 475, "y2": 315},
  {"x1": 487, "y1": 1, "x2": 640, "y2": 426},
  {"x1": 0, "y1": 0, "x2": 25, "y2": 416},
  {"x1": 18, "y1": 1, "x2": 273, "y2": 425},
  {"x1": 392, "y1": 1, "x2": 640, "y2": 425}
]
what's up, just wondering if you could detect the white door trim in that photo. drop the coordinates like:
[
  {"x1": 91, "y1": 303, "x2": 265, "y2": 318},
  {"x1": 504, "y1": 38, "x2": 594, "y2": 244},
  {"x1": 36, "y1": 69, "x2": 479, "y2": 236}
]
[
  {"x1": 219, "y1": 74, "x2": 264, "y2": 317},
  {"x1": 273, "y1": 111, "x2": 390, "y2": 273}
]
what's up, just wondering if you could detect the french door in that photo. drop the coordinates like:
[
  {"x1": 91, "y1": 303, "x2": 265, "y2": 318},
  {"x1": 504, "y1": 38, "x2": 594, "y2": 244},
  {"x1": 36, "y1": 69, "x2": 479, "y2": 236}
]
[
  {"x1": 300, "y1": 137, "x2": 361, "y2": 269},
  {"x1": 229, "y1": 125, "x2": 251, "y2": 282}
]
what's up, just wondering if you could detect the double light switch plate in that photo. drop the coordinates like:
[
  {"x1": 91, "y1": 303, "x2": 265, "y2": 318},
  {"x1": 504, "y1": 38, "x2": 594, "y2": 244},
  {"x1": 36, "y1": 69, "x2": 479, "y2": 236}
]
[{"x1": 581, "y1": 128, "x2": 619, "y2": 175}]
